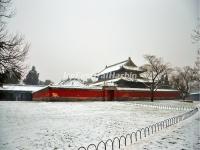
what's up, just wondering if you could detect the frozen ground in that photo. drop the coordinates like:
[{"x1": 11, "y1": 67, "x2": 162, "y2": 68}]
[{"x1": 0, "y1": 100, "x2": 198, "y2": 150}]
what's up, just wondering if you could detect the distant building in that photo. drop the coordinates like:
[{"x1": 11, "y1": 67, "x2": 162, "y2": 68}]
[
  {"x1": 58, "y1": 78, "x2": 87, "y2": 87},
  {"x1": 92, "y1": 57, "x2": 149, "y2": 88},
  {"x1": 0, "y1": 84, "x2": 45, "y2": 101},
  {"x1": 188, "y1": 92, "x2": 200, "y2": 101}
]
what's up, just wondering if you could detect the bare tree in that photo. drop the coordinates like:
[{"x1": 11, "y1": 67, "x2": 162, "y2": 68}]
[
  {"x1": 170, "y1": 66, "x2": 195, "y2": 100},
  {"x1": 0, "y1": 0, "x2": 29, "y2": 85},
  {"x1": 193, "y1": 50, "x2": 200, "y2": 82},
  {"x1": 191, "y1": 19, "x2": 200, "y2": 92},
  {"x1": 191, "y1": 19, "x2": 200, "y2": 43},
  {"x1": 140, "y1": 55, "x2": 170, "y2": 101}
]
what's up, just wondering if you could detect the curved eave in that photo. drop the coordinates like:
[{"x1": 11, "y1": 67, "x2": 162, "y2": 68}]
[
  {"x1": 94, "y1": 66, "x2": 145, "y2": 77},
  {"x1": 121, "y1": 66, "x2": 145, "y2": 73}
]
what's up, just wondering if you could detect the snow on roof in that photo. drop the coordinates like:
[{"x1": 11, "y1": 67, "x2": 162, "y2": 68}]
[
  {"x1": 0, "y1": 84, "x2": 46, "y2": 92},
  {"x1": 50, "y1": 85, "x2": 102, "y2": 90},
  {"x1": 117, "y1": 87, "x2": 178, "y2": 91},
  {"x1": 190, "y1": 92, "x2": 200, "y2": 95},
  {"x1": 58, "y1": 79, "x2": 86, "y2": 87},
  {"x1": 94, "y1": 57, "x2": 144, "y2": 77},
  {"x1": 90, "y1": 78, "x2": 120, "y2": 86},
  {"x1": 90, "y1": 77, "x2": 150, "y2": 86}
]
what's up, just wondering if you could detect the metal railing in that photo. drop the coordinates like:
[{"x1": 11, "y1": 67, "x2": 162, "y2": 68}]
[
  {"x1": 78, "y1": 107, "x2": 198, "y2": 150},
  {"x1": 133, "y1": 103, "x2": 195, "y2": 111}
]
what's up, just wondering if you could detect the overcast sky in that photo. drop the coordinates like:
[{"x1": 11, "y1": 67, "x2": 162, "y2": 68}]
[{"x1": 8, "y1": 0, "x2": 199, "y2": 82}]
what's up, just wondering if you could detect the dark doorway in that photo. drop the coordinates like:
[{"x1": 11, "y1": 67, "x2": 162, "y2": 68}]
[{"x1": 107, "y1": 90, "x2": 114, "y2": 101}]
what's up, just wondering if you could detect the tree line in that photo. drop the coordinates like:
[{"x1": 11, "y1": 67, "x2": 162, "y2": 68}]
[
  {"x1": 141, "y1": 20, "x2": 199, "y2": 101},
  {"x1": 141, "y1": 54, "x2": 199, "y2": 101}
]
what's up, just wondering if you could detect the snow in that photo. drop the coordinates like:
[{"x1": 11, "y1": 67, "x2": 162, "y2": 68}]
[
  {"x1": 0, "y1": 101, "x2": 199, "y2": 150},
  {"x1": 125, "y1": 109, "x2": 200, "y2": 150},
  {"x1": 90, "y1": 77, "x2": 150, "y2": 87},
  {"x1": 123, "y1": 65, "x2": 143, "y2": 72},
  {"x1": 190, "y1": 92, "x2": 200, "y2": 95},
  {"x1": 90, "y1": 78, "x2": 119, "y2": 86},
  {"x1": 94, "y1": 61, "x2": 142, "y2": 76},
  {"x1": 0, "y1": 84, "x2": 46, "y2": 92},
  {"x1": 0, "y1": 84, "x2": 178, "y2": 92},
  {"x1": 117, "y1": 87, "x2": 178, "y2": 91},
  {"x1": 58, "y1": 79, "x2": 86, "y2": 87},
  {"x1": 50, "y1": 85, "x2": 102, "y2": 90},
  {"x1": 97, "y1": 62, "x2": 125, "y2": 76}
]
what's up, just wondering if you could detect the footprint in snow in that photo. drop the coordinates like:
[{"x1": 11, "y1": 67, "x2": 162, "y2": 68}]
[
  {"x1": 168, "y1": 141, "x2": 177, "y2": 144},
  {"x1": 176, "y1": 137, "x2": 183, "y2": 140},
  {"x1": 157, "y1": 141, "x2": 162, "y2": 144}
]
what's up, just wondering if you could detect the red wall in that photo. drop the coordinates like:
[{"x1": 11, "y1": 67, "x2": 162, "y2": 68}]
[
  {"x1": 33, "y1": 87, "x2": 50, "y2": 101},
  {"x1": 114, "y1": 90, "x2": 180, "y2": 100},
  {"x1": 33, "y1": 87, "x2": 104, "y2": 101},
  {"x1": 32, "y1": 87, "x2": 180, "y2": 101}
]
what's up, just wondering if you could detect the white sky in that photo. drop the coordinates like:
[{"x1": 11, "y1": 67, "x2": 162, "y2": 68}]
[{"x1": 8, "y1": 0, "x2": 199, "y2": 82}]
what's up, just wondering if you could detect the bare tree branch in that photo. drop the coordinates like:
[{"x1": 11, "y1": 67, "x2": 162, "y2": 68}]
[
  {"x1": 170, "y1": 66, "x2": 195, "y2": 100},
  {"x1": 0, "y1": 0, "x2": 29, "y2": 84},
  {"x1": 141, "y1": 55, "x2": 171, "y2": 101}
]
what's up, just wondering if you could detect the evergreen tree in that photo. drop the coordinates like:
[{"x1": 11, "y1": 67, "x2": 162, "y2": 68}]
[
  {"x1": 39, "y1": 79, "x2": 53, "y2": 85},
  {"x1": 44, "y1": 80, "x2": 53, "y2": 85},
  {"x1": 164, "y1": 74, "x2": 169, "y2": 86},
  {"x1": 23, "y1": 66, "x2": 39, "y2": 85},
  {"x1": 0, "y1": 68, "x2": 21, "y2": 84},
  {"x1": 85, "y1": 78, "x2": 93, "y2": 84}
]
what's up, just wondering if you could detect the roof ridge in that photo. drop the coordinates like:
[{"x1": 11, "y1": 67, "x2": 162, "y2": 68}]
[
  {"x1": 106, "y1": 59, "x2": 128, "y2": 68},
  {"x1": 93, "y1": 59, "x2": 128, "y2": 76}
]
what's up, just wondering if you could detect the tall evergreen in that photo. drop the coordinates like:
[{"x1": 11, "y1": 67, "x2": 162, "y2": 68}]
[{"x1": 23, "y1": 66, "x2": 39, "y2": 85}]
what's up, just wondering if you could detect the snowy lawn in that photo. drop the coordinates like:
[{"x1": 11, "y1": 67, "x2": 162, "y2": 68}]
[
  {"x1": 125, "y1": 110, "x2": 200, "y2": 150},
  {"x1": 0, "y1": 100, "x2": 198, "y2": 150}
]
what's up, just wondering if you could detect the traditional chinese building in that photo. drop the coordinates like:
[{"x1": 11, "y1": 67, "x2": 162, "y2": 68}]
[
  {"x1": 92, "y1": 57, "x2": 149, "y2": 88},
  {"x1": 58, "y1": 78, "x2": 86, "y2": 87},
  {"x1": 32, "y1": 57, "x2": 180, "y2": 101}
]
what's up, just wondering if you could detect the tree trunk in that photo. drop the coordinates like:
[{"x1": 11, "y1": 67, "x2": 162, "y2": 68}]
[
  {"x1": 151, "y1": 90, "x2": 154, "y2": 102},
  {"x1": 182, "y1": 92, "x2": 187, "y2": 100}
]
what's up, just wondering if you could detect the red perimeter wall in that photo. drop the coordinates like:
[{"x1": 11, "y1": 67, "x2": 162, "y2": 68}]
[{"x1": 32, "y1": 87, "x2": 180, "y2": 101}]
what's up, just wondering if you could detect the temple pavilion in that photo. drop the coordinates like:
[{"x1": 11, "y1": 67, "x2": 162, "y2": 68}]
[{"x1": 92, "y1": 57, "x2": 149, "y2": 88}]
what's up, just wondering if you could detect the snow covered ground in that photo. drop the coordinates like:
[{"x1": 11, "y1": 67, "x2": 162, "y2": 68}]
[
  {"x1": 0, "y1": 100, "x2": 198, "y2": 150},
  {"x1": 125, "y1": 109, "x2": 200, "y2": 150}
]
